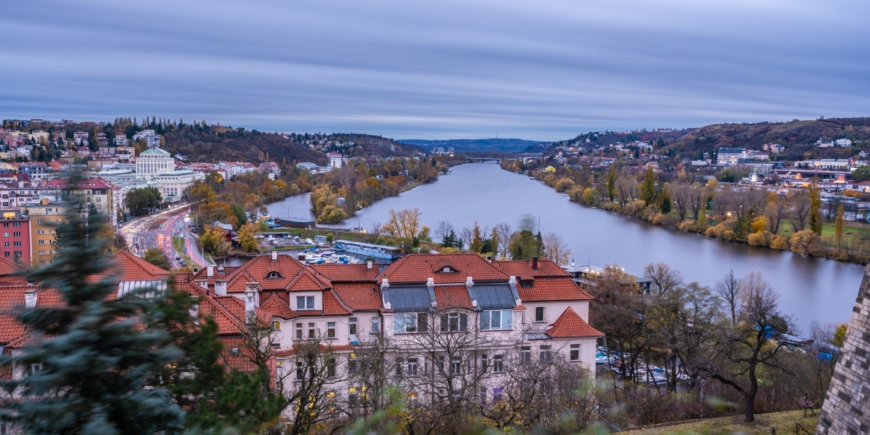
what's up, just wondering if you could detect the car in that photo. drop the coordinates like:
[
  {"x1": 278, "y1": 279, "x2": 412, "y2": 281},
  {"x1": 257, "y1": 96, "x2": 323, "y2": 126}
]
[{"x1": 175, "y1": 255, "x2": 181, "y2": 261}]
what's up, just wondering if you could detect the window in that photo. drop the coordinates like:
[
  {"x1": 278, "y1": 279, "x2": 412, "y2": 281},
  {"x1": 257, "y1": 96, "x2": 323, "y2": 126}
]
[
  {"x1": 13, "y1": 241, "x2": 20, "y2": 247},
  {"x1": 28, "y1": 363, "x2": 42, "y2": 377},
  {"x1": 308, "y1": 322, "x2": 316, "y2": 339},
  {"x1": 371, "y1": 317, "x2": 381, "y2": 334},
  {"x1": 2, "y1": 233, "x2": 7, "y2": 238},
  {"x1": 12, "y1": 222, "x2": 19, "y2": 228},
  {"x1": 38, "y1": 250, "x2": 45, "y2": 255},
  {"x1": 13, "y1": 232, "x2": 20, "y2": 237},
  {"x1": 37, "y1": 219, "x2": 43, "y2": 224},
  {"x1": 38, "y1": 240, "x2": 45, "y2": 245},
  {"x1": 296, "y1": 296, "x2": 314, "y2": 310},
  {"x1": 348, "y1": 391, "x2": 359, "y2": 408},
  {"x1": 480, "y1": 354, "x2": 488, "y2": 372},
  {"x1": 327, "y1": 358, "x2": 336, "y2": 378},
  {"x1": 440, "y1": 313, "x2": 467, "y2": 332},
  {"x1": 480, "y1": 310, "x2": 513, "y2": 330},
  {"x1": 570, "y1": 344, "x2": 580, "y2": 361},
  {"x1": 327, "y1": 322, "x2": 336, "y2": 339},
  {"x1": 266, "y1": 271, "x2": 282, "y2": 279},
  {"x1": 229, "y1": 347, "x2": 240, "y2": 356},
  {"x1": 493, "y1": 355, "x2": 504, "y2": 373},
  {"x1": 520, "y1": 346, "x2": 531, "y2": 364},
  {"x1": 295, "y1": 322, "x2": 303, "y2": 340},
  {"x1": 296, "y1": 361, "x2": 304, "y2": 380},
  {"x1": 273, "y1": 321, "x2": 281, "y2": 330},
  {"x1": 407, "y1": 358, "x2": 418, "y2": 376},
  {"x1": 348, "y1": 353, "x2": 357, "y2": 373},
  {"x1": 540, "y1": 345, "x2": 552, "y2": 362},
  {"x1": 349, "y1": 317, "x2": 357, "y2": 335},
  {"x1": 395, "y1": 358, "x2": 403, "y2": 378},
  {"x1": 535, "y1": 307, "x2": 545, "y2": 322},
  {"x1": 450, "y1": 356, "x2": 462, "y2": 375},
  {"x1": 394, "y1": 313, "x2": 427, "y2": 333}
]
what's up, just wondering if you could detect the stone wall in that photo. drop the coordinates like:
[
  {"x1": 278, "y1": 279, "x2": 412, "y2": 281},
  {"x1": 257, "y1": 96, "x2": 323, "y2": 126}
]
[{"x1": 816, "y1": 263, "x2": 870, "y2": 434}]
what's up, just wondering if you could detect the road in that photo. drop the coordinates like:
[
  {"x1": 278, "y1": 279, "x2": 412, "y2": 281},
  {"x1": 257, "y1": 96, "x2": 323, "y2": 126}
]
[{"x1": 119, "y1": 206, "x2": 214, "y2": 269}]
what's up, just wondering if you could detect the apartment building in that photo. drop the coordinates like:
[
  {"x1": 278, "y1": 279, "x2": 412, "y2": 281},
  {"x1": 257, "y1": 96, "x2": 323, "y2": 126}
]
[
  {"x1": 44, "y1": 178, "x2": 114, "y2": 224},
  {"x1": 27, "y1": 202, "x2": 66, "y2": 266},
  {"x1": 0, "y1": 209, "x2": 30, "y2": 263}
]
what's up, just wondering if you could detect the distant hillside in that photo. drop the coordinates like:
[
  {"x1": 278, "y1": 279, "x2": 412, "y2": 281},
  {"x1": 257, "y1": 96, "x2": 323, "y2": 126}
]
[
  {"x1": 662, "y1": 117, "x2": 870, "y2": 159},
  {"x1": 400, "y1": 138, "x2": 547, "y2": 153},
  {"x1": 324, "y1": 133, "x2": 421, "y2": 158}
]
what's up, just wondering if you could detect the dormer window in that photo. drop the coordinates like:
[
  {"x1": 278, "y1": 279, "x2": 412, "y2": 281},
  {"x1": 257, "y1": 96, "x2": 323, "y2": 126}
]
[
  {"x1": 266, "y1": 271, "x2": 282, "y2": 279},
  {"x1": 520, "y1": 279, "x2": 534, "y2": 288},
  {"x1": 439, "y1": 266, "x2": 456, "y2": 273}
]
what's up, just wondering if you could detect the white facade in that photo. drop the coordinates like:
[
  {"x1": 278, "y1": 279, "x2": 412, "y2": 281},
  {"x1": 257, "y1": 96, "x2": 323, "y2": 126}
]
[
  {"x1": 151, "y1": 170, "x2": 205, "y2": 203},
  {"x1": 135, "y1": 147, "x2": 175, "y2": 181},
  {"x1": 328, "y1": 152, "x2": 344, "y2": 169}
]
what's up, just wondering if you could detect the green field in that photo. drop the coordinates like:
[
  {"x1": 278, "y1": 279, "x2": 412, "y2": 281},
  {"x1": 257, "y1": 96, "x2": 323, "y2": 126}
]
[{"x1": 624, "y1": 409, "x2": 818, "y2": 435}]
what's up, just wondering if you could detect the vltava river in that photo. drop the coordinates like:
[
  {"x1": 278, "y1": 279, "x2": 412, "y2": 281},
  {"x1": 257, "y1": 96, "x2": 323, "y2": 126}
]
[{"x1": 268, "y1": 163, "x2": 864, "y2": 332}]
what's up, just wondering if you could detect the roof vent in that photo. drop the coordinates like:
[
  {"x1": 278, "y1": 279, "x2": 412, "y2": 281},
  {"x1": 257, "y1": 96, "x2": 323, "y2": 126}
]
[
  {"x1": 24, "y1": 289, "x2": 37, "y2": 309},
  {"x1": 471, "y1": 299, "x2": 478, "y2": 308},
  {"x1": 271, "y1": 251, "x2": 278, "y2": 261},
  {"x1": 381, "y1": 278, "x2": 389, "y2": 289},
  {"x1": 207, "y1": 266, "x2": 214, "y2": 277},
  {"x1": 427, "y1": 277, "x2": 434, "y2": 289},
  {"x1": 465, "y1": 276, "x2": 474, "y2": 288},
  {"x1": 366, "y1": 260, "x2": 372, "y2": 270}
]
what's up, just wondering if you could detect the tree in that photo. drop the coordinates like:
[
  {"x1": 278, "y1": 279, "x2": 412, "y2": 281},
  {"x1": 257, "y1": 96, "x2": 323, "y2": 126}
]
[
  {"x1": 435, "y1": 221, "x2": 454, "y2": 240},
  {"x1": 237, "y1": 222, "x2": 260, "y2": 252},
  {"x1": 615, "y1": 175, "x2": 637, "y2": 206},
  {"x1": 144, "y1": 247, "x2": 171, "y2": 269},
  {"x1": 124, "y1": 186, "x2": 163, "y2": 216},
  {"x1": 470, "y1": 222, "x2": 483, "y2": 253},
  {"x1": 809, "y1": 180, "x2": 823, "y2": 235},
  {"x1": 489, "y1": 227, "x2": 500, "y2": 257},
  {"x1": 764, "y1": 193, "x2": 788, "y2": 235},
  {"x1": 643, "y1": 262, "x2": 683, "y2": 296},
  {"x1": 789, "y1": 191, "x2": 811, "y2": 232},
  {"x1": 199, "y1": 225, "x2": 231, "y2": 256},
  {"x1": 835, "y1": 204, "x2": 844, "y2": 249},
  {"x1": 187, "y1": 180, "x2": 217, "y2": 206},
  {"x1": 494, "y1": 222, "x2": 512, "y2": 258},
  {"x1": 0, "y1": 190, "x2": 184, "y2": 434},
  {"x1": 382, "y1": 208, "x2": 421, "y2": 239},
  {"x1": 640, "y1": 166, "x2": 657, "y2": 205},
  {"x1": 701, "y1": 272, "x2": 795, "y2": 422},
  {"x1": 541, "y1": 232, "x2": 572, "y2": 265},
  {"x1": 554, "y1": 177, "x2": 575, "y2": 193},
  {"x1": 607, "y1": 163, "x2": 617, "y2": 201},
  {"x1": 582, "y1": 188, "x2": 596, "y2": 205},
  {"x1": 715, "y1": 269, "x2": 741, "y2": 326}
]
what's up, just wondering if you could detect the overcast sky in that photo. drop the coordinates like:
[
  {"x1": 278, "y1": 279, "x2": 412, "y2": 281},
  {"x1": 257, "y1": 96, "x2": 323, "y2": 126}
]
[{"x1": 1, "y1": 0, "x2": 868, "y2": 140}]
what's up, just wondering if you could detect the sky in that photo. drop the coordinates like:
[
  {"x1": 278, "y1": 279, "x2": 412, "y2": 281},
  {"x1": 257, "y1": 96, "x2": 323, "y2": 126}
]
[{"x1": 1, "y1": 0, "x2": 868, "y2": 141}]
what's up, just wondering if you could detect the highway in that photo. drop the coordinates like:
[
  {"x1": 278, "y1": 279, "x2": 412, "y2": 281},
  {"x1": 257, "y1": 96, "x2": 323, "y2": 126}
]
[{"x1": 119, "y1": 205, "x2": 214, "y2": 269}]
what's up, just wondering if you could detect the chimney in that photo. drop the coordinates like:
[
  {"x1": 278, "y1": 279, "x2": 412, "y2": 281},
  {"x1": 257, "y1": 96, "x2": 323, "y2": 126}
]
[
  {"x1": 195, "y1": 279, "x2": 208, "y2": 291},
  {"x1": 244, "y1": 283, "x2": 259, "y2": 324},
  {"x1": 427, "y1": 277, "x2": 434, "y2": 289},
  {"x1": 271, "y1": 251, "x2": 278, "y2": 261},
  {"x1": 381, "y1": 278, "x2": 389, "y2": 289},
  {"x1": 214, "y1": 279, "x2": 227, "y2": 296},
  {"x1": 192, "y1": 267, "x2": 199, "y2": 274},
  {"x1": 217, "y1": 264, "x2": 225, "y2": 274},
  {"x1": 24, "y1": 289, "x2": 37, "y2": 309},
  {"x1": 207, "y1": 265, "x2": 214, "y2": 277},
  {"x1": 509, "y1": 276, "x2": 517, "y2": 290},
  {"x1": 189, "y1": 301, "x2": 200, "y2": 325},
  {"x1": 366, "y1": 260, "x2": 372, "y2": 270},
  {"x1": 465, "y1": 276, "x2": 474, "y2": 288},
  {"x1": 531, "y1": 256, "x2": 538, "y2": 271}
]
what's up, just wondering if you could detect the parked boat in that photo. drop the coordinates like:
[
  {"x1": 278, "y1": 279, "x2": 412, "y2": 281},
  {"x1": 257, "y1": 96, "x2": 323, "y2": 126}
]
[{"x1": 333, "y1": 240, "x2": 401, "y2": 260}]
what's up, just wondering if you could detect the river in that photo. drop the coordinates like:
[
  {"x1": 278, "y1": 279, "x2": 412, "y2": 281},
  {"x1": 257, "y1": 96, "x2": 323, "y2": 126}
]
[{"x1": 267, "y1": 163, "x2": 864, "y2": 333}]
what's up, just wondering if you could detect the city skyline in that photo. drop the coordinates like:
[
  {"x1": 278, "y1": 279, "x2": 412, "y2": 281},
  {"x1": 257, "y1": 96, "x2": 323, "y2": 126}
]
[{"x1": 1, "y1": 0, "x2": 868, "y2": 140}]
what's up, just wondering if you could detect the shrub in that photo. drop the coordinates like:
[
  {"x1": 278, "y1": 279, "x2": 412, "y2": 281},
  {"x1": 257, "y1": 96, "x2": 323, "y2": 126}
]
[
  {"x1": 790, "y1": 230, "x2": 822, "y2": 255},
  {"x1": 770, "y1": 234, "x2": 790, "y2": 250},
  {"x1": 582, "y1": 188, "x2": 597, "y2": 205},
  {"x1": 555, "y1": 177, "x2": 575, "y2": 193},
  {"x1": 747, "y1": 231, "x2": 772, "y2": 247}
]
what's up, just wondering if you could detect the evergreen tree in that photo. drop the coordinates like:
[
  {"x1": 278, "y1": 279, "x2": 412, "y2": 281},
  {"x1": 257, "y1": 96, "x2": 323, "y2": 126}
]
[
  {"x1": 0, "y1": 179, "x2": 184, "y2": 434},
  {"x1": 640, "y1": 166, "x2": 657, "y2": 205},
  {"x1": 835, "y1": 204, "x2": 844, "y2": 249},
  {"x1": 607, "y1": 164, "x2": 617, "y2": 201},
  {"x1": 661, "y1": 191, "x2": 672, "y2": 214},
  {"x1": 809, "y1": 180, "x2": 823, "y2": 235}
]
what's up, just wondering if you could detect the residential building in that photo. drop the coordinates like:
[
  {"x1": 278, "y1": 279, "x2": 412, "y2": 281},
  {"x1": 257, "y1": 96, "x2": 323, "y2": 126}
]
[
  {"x1": 73, "y1": 131, "x2": 88, "y2": 145},
  {"x1": 113, "y1": 134, "x2": 128, "y2": 146},
  {"x1": 0, "y1": 209, "x2": 30, "y2": 262},
  {"x1": 135, "y1": 147, "x2": 175, "y2": 181},
  {"x1": 151, "y1": 169, "x2": 206, "y2": 203},
  {"x1": 835, "y1": 138, "x2": 853, "y2": 147},
  {"x1": 44, "y1": 178, "x2": 115, "y2": 224},
  {"x1": 96, "y1": 133, "x2": 109, "y2": 147},
  {"x1": 328, "y1": 152, "x2": 344, "y2": 169},
  {"x1": 27, "y1": 202, "x2": 66, "y2": 266},
  {"x1": 716, "y1": 148, "x2": 747, "y2": 166},
  {"x1": 794, "y1": 159, "x2": 851, "y2": 170},
  {"x1": 132, "y1": 129, "x2": 161, "y2": 148}
]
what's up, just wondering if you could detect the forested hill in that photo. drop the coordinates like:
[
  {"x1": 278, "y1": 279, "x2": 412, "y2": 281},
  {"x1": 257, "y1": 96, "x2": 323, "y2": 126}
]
[
  {"x1": 661, "y1": 117, "x2": 870, "y2": 158},
  {"x1": 400, "y1": 138, "x2": 547, "y2": 153}
]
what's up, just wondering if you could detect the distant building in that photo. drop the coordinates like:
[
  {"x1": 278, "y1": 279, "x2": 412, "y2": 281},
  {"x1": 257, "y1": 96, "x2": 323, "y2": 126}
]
[
  {"x1": 113, "y1": 134, "x2": 128, "y2": 146},
  {"x1": 73, "y1": 131, "x2": 88, "y2": 145},
  {"x1": 0, "y1": 209, "x2": 31, "y2": 262},
  {"x1": 151, "y1": 170, "x2": 205, "y2": 203},
  {"x1": 132, "y1": 129, "x2": 161, "y2": 148},
  {"x1": 835, "y1": 138, "x2": 853, "y2": 147},
  {"x1": 135, "y1": 147, "x2": 175, "y2": 181},
  {"x1": 716, "y1": 148, "x2": 747, "y2": 166},
  {"x1": 28, "y1": 202, "x2": 67, "y2": 266},
  {"x1": 328, "y1": 152, "x2": 344, "y2": 169}
]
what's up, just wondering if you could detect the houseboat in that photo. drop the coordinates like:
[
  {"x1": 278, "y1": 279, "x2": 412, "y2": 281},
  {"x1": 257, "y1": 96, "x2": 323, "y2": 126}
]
[{"x1": 333, "y1": 240, "x2": 401, "y2": 260}]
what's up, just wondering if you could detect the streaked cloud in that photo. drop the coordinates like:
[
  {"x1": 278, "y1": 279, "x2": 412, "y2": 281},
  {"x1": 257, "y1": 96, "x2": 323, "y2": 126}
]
[{"x1": 1, "y1": 0, "x2": 867, "y2": 140}]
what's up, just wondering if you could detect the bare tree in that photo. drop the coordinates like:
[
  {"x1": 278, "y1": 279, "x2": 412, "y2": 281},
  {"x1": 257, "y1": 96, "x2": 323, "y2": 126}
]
[
  {"x1": 615, "y1": 176, "x2": 637, "y2": 206},
  {"x1": 700, "y1": 271, "x2": 796, "y2": 423},
  {"x1": 494, "y1": 222, "x2": 512, "y2": 258},
  {"x1": 643, "y1": 262, "x2": 683, "y2": 296},
  {"x1": 667, "y1": 182, "x2": 691, "y2": 221},
  {"x1": 370, "y1": 221, "x2": 382, "y2": 236},
  {"x1": 460, "y1": 227, "x2": 474, "y2": 250},
  {"x1": 542, "y1": 232, "x2": 572, "y2": 265},
  {"x1": 765, "y1": 193, "x2": 788, "y2": 235},
  {"x1": 689, "y1": 183, "x2": 706, "y2": 221},
  {"x1": 282, "y1": 336, "x2": 349, "y2": 435},
  {"x1": 715, "y1": 269, "x2": 741, "y2": 326},
  {"x1": 789, "y1": 191, "x2": 811, "y2": 232},
  {"x1": 435, "y1": 221, "x2": 454, "y2": 240}
]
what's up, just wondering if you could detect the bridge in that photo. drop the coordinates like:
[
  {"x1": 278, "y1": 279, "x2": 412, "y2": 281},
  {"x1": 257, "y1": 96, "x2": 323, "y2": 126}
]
[{"x1": 464, "y1": 157, "x2": 505, "y2": 163}]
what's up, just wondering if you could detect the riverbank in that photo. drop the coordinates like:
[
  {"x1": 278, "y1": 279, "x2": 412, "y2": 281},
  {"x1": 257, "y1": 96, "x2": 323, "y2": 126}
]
[{"x1": 503, "y1": 163, "x2": 870, "y2": 265}]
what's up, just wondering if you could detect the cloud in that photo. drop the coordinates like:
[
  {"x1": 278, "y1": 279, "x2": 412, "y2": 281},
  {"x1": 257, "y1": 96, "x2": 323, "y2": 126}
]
[{"x1": 1, "y1": 0, "x2": 868, "y2": 140}]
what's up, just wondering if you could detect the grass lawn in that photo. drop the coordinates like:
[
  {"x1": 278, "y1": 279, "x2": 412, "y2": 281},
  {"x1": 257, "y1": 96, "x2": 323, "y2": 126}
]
[
  {"x1": 172, "y1": 236, "x2": 194, "y2": 265},
  {"x1": 776, "y1": 219, "x2": 870, "y2": 240},
  {"x1": 623, "y1": 410, "x2": 818, "y2": 435}
]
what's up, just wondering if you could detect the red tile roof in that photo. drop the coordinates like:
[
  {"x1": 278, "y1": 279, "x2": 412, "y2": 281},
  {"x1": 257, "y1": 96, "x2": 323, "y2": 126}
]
[
  {"x1": 546, "y1": 306, "x2": 603, "y2": 339},
  {"x1": 287, "y1": 270, "x2": 330, "y2": 292},
  {"x1": 332, "y1": 283, "x2": 381, "y2": 311},
  {"x1": 0, "y1": 257, "x2": 26, "y2": 277},
  {"x1": 178, "y1": 283, "x2": 246, "y2": 336},
  {"x1": 323, "y1": 290, "x2": 353, "y2": 316},
  {"x1": 260, "y1": 293, "x2": 296, "y2": 319},
  {"x1": 379, "y1": 254, "x2": 508, "y2": 285},
  {"x1": 518, "y1": 277, "x2": 593, "y2": 302},
  {"x1": 0, "y1": 286, "x2": 64, "y2": 345},
  {"x1": 433, "y1": 285, "x2": 473, "y2": 310},
  {"x1": 494, "y1": 258, "x2": 570, "y2": 280},
  {"x1": 111, "y1": 251, "x2": 171, "y2": 282},
  {"x1": 311, "y1": 263, "x2": 378, "y2": 282},
  {"x1": 225, "y1": 255, "x2": 306, "y2": 292}
]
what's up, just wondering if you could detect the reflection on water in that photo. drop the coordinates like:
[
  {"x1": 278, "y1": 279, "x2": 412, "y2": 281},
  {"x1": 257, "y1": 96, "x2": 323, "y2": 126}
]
[{"x1": 267, "y1": 163, "x2": 864, "y2": 332}]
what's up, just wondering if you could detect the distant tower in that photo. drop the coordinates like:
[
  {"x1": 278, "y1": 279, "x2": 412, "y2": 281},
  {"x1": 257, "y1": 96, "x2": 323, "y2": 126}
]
[{"x1": 816, "y1": 263, "x2": 870, "y2": 434}]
